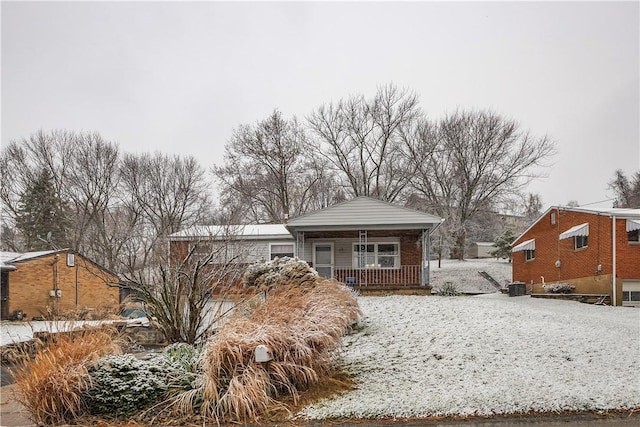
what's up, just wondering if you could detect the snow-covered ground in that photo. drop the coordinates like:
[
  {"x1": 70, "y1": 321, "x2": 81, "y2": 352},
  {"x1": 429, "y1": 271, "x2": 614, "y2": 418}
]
[
  {"x1": 300, "y1": 293, "x2": 640, "y2": 419},
  {"x1": 0, "y1": 318, "x2": 149, "y2": 346},
  {"x1": 430, "y1": 258, "x2": 512, "y2": 294}
]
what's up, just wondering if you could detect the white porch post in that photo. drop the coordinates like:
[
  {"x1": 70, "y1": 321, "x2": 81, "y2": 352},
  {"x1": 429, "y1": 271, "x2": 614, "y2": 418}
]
[
  {"x1": 359, "y1": 230, "x2": 368, "y2": 285},
  {"x1": 296, "y1": 231, "x2": 305, "y2": 260},
  {"x1": 421, "y1": 229, "x2": 430, "y2": 286}
]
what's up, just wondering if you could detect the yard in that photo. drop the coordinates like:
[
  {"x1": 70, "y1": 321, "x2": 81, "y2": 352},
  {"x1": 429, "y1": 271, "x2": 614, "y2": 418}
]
[{"x1": 299, "y1": 292, "x2": 640, "y2": 420}]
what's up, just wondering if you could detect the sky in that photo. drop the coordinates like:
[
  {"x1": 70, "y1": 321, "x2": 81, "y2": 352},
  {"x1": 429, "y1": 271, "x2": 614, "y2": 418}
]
[{"x1": 1, "y1": 1, "x2": 639, "y2": 210}]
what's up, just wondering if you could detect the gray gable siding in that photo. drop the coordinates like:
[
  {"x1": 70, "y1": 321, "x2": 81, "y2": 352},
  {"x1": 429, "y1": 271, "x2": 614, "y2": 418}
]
[{"x1": 286, "y1": 196, "x2": 443, "y2": 231}]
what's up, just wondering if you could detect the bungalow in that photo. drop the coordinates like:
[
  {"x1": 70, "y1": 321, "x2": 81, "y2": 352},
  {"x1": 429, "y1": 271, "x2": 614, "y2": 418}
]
[
  {"x1": 511, "y1": 206, "x2": 640, "y2": 307},
  {"x1": 0, "y1": 249, "x2": 120, "y2": 320},
  {"x1": 169, "y1": 197, "x2": 444, "y2": 290}
]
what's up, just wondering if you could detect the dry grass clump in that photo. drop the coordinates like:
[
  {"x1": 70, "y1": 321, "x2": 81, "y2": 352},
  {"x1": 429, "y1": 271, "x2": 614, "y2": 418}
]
[
  {"x1": 12, "y1": 325, "x2": 122, "y2": 425},
  {"x1": 175, "y1": 279, "x2": 361, "y2": 423}
]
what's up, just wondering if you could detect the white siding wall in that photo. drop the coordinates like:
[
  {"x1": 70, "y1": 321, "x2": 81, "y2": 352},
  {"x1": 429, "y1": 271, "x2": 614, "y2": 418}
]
[
  {"x1": 303, "y1": 237, "x2": 399, "y2": 267},
  {"x1": 191, "y1": 239, "x2": 294, "y2": 264}
]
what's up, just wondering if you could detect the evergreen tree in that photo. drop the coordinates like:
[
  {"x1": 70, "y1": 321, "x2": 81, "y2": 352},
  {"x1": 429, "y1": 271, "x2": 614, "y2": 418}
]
[
  {"x1": 15, "y1": 168, "x2": 69, "y2": 250},
  {"x1": 490, "y1": 228, "x2": 518, "y2": 262}
]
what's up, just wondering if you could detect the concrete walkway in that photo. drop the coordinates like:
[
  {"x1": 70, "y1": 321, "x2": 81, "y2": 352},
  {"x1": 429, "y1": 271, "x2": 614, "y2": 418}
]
[{"x1": 0, "y1": 385, "x2": 33, "y2": 427}]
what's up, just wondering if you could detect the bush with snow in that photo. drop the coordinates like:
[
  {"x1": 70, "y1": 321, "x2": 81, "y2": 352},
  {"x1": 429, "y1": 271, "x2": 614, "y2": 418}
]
[
  {"x1": 242, "y1": 256, "x2": 318, "y2": 289},
  {"x1": 433, "y1": 281, "x2": 461, "y2": 296},
  {"x1": 543, "y1": 283, "x2": 575, "y2": 294},
  {"x1": 85, "y1": 354, "x2": 174, "y2": 416}
]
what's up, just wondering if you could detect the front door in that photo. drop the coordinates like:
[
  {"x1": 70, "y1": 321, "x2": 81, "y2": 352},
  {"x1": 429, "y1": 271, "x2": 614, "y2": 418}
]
[{"x1": 313, "y1": 243, "x2": 334, "y2": 279}]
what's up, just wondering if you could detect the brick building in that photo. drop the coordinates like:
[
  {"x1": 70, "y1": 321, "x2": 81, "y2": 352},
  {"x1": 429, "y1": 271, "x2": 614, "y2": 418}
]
[
  {"x1": 169, "y1": 197, "x2": 444, "y2": 290},
  {"x1": 511, "y1": 207, "x2": 640, "y2": 306},
  {"x1": 0, "y1": 249, "x2": 120, "y2": 320}
]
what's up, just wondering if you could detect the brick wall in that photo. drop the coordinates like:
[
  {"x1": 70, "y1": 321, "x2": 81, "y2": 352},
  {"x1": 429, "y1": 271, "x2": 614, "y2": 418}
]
[
  {"x1": 513, "y1": 209, "x2": 640, "y2": 305},
  {"x1": 7, "y1": 251, "x2": 120, "y2": 320}
]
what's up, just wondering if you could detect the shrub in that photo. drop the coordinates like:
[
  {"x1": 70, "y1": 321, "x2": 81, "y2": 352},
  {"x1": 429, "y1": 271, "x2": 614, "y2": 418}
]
[
  {"x1": 163, "y1": 342, "x2": 203, "y2": 392},
  {"x1": 164, "y1": 342, "x2": 202, "y2": 372},
  {"x1": 12, "y1": 326, "x2": 121, "y2": 425},
  {"x1": 85, "y1": 354, "x2": 175, "y2": 417},
  {"x1": 242, "y1": 257, "x2": 319, "y2": 289},
  {"x1": 434, "y1": 281, "x2": 461, "y2": 296},
  {"x1": 173, "y1": 279, "x2": 361, "y2": 423},
  {"x1": 543, "y1": 283, "x2": 576, "y2": 294}
]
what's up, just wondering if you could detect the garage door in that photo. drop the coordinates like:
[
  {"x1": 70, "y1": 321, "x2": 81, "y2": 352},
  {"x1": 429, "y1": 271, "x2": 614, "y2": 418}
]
[{"x1": 622, "y1": 280, "x2": 640, "y2": 307}]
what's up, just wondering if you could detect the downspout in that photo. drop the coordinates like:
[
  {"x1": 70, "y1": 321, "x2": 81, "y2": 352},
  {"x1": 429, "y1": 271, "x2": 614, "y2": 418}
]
[
  {"x1": 52, "y1": 254, "x2": 60, "y2": 314},
  {"x1": 612, "y1": 215, "x2": 617, "y2": 306}
]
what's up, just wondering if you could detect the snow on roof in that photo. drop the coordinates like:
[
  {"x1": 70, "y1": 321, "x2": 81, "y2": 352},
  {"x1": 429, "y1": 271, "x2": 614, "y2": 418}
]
[
  {"x1": 473, "y1": 242, "x2": 496, "y2": 246},
  {"x1": 0, "y1": 250, "x2": 61, "y2": 264},
  {"x1": 565, "y1": 206, "x2": 640, "y2": 218},
  {"x1": 169, "y1": 224, "x2": 292, "y2": 240}
]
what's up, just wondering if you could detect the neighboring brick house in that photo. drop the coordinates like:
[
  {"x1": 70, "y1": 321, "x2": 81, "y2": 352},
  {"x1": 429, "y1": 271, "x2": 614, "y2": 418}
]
[
  {"x1": 511, "y1": 206, "x2": 640, "y2": 306},
  {"x1": 0, "y1": 249, "x2": 120, "y2": 320},
  {"x1": 169, "y1": 197, "x2": 444, "y2": 290}
]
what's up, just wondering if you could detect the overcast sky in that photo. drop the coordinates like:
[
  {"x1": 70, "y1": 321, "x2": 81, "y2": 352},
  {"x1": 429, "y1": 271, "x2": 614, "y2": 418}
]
[{"x1": 2, "y1": 1, "x2": 638, "y2": 210}]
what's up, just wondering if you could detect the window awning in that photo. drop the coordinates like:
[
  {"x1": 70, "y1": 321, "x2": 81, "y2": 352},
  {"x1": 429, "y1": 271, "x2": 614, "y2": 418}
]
[
  {"x1": 512, "y1": 238, "x2": 535, "y2": 252},
  {"x1": 627, "y1": 219, "x2": 640, "y2": 232},
  {"x1": 559, "y1": 223, "x2": 589, "y2": 240}
]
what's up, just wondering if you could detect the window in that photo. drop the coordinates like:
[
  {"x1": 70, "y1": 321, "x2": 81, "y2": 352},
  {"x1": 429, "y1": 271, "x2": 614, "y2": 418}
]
[
  {"x1": 550, "y1": 212, "x2": 556, "y2": 225},
  {"x1": 628, "y1": 229, "x2": 640, "y2": 243},
  {"x1": 269, "y1": 243, "x2": 294, "y2": 260},
  {"x1": 352, "y1": 242, "x2": 400, "y2": 268},
  {"x1": 189, "y1": 243, "x2": 215, "y2": 260},
  {"x1": 524, "y1": 249, "x2": 535, "y2": 261},
  {"x1": 574, "y1": 235, "x2": 588, "y2": 249},
  {"x1": 189, "y1": 242, "x2": 235, "y2": 263},
  {"x1": 622, "y1": 291, "x2": 640, "y2": 302}
]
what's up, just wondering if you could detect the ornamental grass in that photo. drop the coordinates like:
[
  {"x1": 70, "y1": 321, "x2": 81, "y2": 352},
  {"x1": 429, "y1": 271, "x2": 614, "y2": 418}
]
[
  {"x1": 174, "y1": 279, "x2": 361, "y2": 423},
  {"x1": 11, "y1": 325, "x2": 122, "y2": 425}
]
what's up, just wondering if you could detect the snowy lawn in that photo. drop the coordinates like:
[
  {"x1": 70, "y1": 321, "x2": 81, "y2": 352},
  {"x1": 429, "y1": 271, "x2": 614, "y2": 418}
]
[
  {"x1": 430, "y1": 258, "x2": 512, "y2": 294},
  {"x1": 299, "y1": 293, "x2": 640, "y2": 419}
]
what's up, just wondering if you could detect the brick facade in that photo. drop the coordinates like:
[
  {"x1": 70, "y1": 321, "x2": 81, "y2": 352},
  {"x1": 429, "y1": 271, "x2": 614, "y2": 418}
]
[
  {"x1": 3, "y1": 251, "x2": 120, "y2": 320},
  {"x1": 512, "y1": 208, "x2": 640, "y2": 306},
  {"x1": 169, "y1": 229, "x2": 430, "y2": 289}
]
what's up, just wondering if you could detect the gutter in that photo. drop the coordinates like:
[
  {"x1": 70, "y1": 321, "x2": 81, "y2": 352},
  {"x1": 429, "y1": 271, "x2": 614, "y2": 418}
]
[{"x1": 430, "y1": 218, "x2": 446, "y2": 235}]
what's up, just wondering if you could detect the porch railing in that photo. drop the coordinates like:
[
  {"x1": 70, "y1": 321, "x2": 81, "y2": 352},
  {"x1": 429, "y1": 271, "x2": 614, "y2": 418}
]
[{"x1": 333, "y1": 265, "x2": 422, "y2": 287}]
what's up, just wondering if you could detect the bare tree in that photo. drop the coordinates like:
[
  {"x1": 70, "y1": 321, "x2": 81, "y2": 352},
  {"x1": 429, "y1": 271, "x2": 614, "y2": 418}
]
[
  {"x1": 65, "y1": 133, "x2": 123, "y2": 267},
  {"x1": 214, "y1": 110, "x2": 341, "y2": 223},
  {"x1": 308, "y1": 83, "x2": 423, "y2": 202},
  {"x1": 119, "y1": 232, "x2": 249, "y2": 344},
  {"x1": 408, "y1": 109, "x2": 555, "y2": 259},
  {"x1": 0, "y1": 130, "x2": 104, "y2": 251},
  {"x1": 519, "y1": 192, "x2": 544, "y2": 228},
  {"x1": 119, "y1": 152, "x2": 212, "y2": 272},
  {"x1": 609, "y1": 169, "x2": 640, "y2": 208}
]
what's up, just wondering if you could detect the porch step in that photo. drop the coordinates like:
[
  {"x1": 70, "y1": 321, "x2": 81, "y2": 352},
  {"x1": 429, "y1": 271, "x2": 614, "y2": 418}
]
[{"x1": 478, "y1": 271, "x2": 503, "y2": 289}]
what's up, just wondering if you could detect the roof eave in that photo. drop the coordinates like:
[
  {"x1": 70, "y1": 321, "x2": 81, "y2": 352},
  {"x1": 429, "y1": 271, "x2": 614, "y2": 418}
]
[
  {"x1": 169, "y1": 234, "x2": 293, "y2": 242},
  {"x1": 286, "y1": 222, "x2": 442, "y2": 233}
]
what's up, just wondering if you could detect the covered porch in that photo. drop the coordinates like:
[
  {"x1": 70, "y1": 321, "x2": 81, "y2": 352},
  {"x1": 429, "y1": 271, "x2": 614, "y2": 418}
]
[{"x1": 285, "y1": 197, "x2": 443, "y2": 289}]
